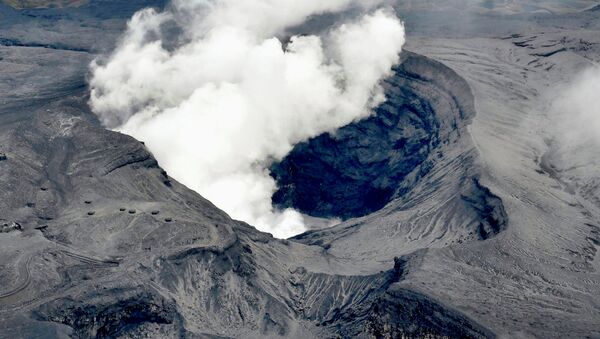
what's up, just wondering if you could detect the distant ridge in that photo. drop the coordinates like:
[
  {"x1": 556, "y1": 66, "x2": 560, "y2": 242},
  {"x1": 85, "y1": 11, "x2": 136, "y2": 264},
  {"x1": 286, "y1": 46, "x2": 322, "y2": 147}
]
[
  {"x1": 586, "y1": 4, "x2": 600, "y2": 11},
  {"x1": 1, "y1": 0, "x2": 88, "y2": 9}
]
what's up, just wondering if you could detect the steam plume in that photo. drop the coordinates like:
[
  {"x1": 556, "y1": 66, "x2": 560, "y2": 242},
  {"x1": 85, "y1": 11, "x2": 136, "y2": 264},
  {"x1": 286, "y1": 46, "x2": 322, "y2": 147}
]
[
  {"x1": 89, "y1": 0, "x2": 405, "y2": 238},
  {"x1": 547, "y1": 65, "x2": 600, "y2": 191},
  {"x1": 551, "y1": 66, "x2": 600, "y2": 151}
]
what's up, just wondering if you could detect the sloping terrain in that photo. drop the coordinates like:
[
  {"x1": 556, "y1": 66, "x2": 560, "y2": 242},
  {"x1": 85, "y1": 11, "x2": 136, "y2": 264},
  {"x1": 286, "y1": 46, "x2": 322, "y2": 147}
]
[
  {"x1": 0, "y1": 1, "x2": 599, "y2": 339},
  {"x1": 0, "y1": 50, "x2": 496, "y2": 338}
]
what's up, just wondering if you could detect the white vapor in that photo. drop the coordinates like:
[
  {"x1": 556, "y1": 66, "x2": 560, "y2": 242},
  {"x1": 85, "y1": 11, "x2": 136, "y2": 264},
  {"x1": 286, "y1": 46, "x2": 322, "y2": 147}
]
[
  {"x1": 546, "y1": 65, "x2": 600, "y2": 204},
  {"x1": 551, "y1": 66, "x2": 600, "y2": 152},
  {"x1": 89, "y1": 0, "x2": 405, "y2": 239}
]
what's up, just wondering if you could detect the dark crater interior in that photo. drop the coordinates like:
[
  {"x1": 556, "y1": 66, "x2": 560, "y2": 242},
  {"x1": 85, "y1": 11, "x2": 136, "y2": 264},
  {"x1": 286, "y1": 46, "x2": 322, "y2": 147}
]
[{"x1": 270, "y1": 52, "x2": 474, "y2": 220}]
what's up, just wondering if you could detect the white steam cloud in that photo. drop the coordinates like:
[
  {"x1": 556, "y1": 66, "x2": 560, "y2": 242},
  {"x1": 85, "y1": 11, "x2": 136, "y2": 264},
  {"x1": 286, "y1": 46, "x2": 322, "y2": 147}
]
[
  {"x1": 551, "y1": 66, "x2": 600, "y2": 151},
  {"x1": 547, "y1": 66, "x2": 600, "y2": 193},
  {"x1": 89, "y1": 0, "x2": 405, "y2": 238}
]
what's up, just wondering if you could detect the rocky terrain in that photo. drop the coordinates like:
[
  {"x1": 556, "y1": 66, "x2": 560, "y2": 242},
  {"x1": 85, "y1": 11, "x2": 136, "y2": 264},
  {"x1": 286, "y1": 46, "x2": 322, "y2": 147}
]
[{"x1": 1, "y1": 1, "x2": 600, "y2": 338}]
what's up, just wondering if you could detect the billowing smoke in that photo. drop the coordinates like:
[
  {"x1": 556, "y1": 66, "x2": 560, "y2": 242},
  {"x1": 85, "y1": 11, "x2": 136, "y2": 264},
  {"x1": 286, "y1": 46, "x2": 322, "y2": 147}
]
[
  {"x1": 89, "y1": 0, "x2": 405, "y2": 238},
  {"x1": 551, "y1": 66, "x2": 600, "y2": 152},
  {"x1": 545, "y1": 65, "x2": 600, "y2": 201}
]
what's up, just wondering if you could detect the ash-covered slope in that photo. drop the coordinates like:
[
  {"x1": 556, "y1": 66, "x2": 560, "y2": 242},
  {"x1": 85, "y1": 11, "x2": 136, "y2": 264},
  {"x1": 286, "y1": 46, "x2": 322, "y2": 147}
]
[
  {"x1": 275, "y1": 4, "x2": 600, "y2": 338},
  {"x1": 0, "y1": 98, "x2": 493, "y2": 338},
  {"x1": 0, "y1": 50, "x2": 495, "y2": 338},
  {"x1": 288, "y1": 7, "x2": 600, "y2": 339},
  {"x1": 1, "y1": 1, "x2": 600, "y2": 339}
]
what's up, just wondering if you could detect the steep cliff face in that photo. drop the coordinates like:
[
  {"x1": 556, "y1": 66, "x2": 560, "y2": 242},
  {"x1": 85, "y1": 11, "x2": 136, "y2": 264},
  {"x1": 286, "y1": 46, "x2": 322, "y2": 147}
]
[{"x1": 365, "y1": 286, "x2": 494, "y2": 339}]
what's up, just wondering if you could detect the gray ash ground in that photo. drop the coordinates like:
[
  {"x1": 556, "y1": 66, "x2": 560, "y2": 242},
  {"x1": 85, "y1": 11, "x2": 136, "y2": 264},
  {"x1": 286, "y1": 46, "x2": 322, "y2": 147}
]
[{"x1": 1, "y1": 1, "x2": 600, "y2": 338}]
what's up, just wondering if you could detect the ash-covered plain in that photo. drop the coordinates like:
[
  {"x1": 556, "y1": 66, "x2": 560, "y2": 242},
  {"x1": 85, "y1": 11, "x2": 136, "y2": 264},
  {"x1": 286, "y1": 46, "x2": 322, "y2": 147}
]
[{"x1": 0, "y1": 1, "x2": 600, "y2": 338}]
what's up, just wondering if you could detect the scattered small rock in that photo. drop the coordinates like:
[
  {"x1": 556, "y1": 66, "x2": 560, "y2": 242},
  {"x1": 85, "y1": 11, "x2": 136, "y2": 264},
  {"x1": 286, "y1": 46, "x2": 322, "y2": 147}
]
[
  {"x1": 40, "y1": 187, "x2": 48, "y2": 191},
  {"x1": 87, "y1": 211, "x2": 95, "y2": 216},
  {"x1": 1, "y1": 222, "x2": 22, "y2": 233},
  {"x1": 128, "y1": 209, "x2": 136, "y2": 214},
  {"x1": 164, "y1": 218, "x2": 172, "y2": 222},
  {"x1": 84, "y1": 200, "x2": 92, "y2": 204},
  {"x1": 26, "y1": 202, "x2": 35, "y2": 208},
  {"x1": 0, "y1": 153, "x2": 6, "y2": 161},
  {"x1": 151, "y1": 210, "x2": 160, "y2": 215},
  {"x1": 119, "y1": 207, "x2": 126, "y2": 212}
]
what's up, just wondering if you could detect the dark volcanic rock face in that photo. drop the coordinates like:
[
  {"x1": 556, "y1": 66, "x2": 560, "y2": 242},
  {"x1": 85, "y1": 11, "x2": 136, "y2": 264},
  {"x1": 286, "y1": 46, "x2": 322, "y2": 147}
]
[
  {"x1": 270, "y1": 52, "x2": 474, "y2": 220},
  {"x1": 33, "y1": 290, "x2": 179, "y2": 338},
  {"x1": 366, "y1": 287, "x2": 494, "y2": 339}
]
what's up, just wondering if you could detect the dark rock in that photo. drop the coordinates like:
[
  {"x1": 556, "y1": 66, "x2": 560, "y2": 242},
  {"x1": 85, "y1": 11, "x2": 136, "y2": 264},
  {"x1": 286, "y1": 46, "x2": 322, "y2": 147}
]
[
  {"x1": 461, "y1": 178, "x2": 509, "y2": 240},
  {"x1": 0, "y1": 153, "x2": 6, "y2": 161},
  {"x1": 101, "y1": 145, "x2": 158, "y2": 175},
  {"x1": 366, "y1": 287, "x2": 494, "y2": 339},
  {"x1": 128, "y1": 209, "x2": 136, "y2": 214},
  {"x1": 33, "y1": 291, "x2": 178, "y2": 339},
  {"x1": 0, "y1": 222, "x2": 22, "y2": 233},
  {"x1": 87, "y1": 211, "x2": 95, "y2": 216},
  {"x1": 151, "y1": 210, "x2": 160, "y2": 215}
]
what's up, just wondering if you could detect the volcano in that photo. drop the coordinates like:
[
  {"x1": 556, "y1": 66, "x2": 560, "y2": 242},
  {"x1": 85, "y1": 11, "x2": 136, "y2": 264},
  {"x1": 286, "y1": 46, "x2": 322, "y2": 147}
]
[{"x1": 0, "y1": 1, "x2": 599, "y2": 338}]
